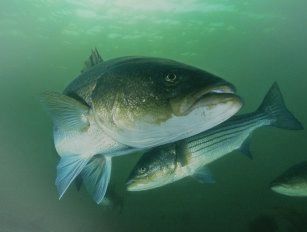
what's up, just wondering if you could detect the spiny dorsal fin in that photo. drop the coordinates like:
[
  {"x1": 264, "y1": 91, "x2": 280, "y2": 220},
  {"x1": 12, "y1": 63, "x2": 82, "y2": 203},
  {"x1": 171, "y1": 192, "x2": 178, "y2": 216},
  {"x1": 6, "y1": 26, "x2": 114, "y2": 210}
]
[{"x1": 81, "y1": 48, "x2": 103, "y2": 73}]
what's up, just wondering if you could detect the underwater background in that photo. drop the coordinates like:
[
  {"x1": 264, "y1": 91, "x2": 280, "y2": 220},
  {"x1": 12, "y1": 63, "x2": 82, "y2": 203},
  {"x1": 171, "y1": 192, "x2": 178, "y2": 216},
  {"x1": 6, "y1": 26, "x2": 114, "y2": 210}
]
[{"x1": 0, "y1": 0, "x2": 306, "y2": 231}]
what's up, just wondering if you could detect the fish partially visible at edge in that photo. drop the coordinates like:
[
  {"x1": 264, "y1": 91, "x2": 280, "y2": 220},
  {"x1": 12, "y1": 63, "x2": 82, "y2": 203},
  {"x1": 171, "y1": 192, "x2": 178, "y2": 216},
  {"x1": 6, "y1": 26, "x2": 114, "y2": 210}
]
[
  {"x1": 270, "y1": 161, "x2": 307, "y2": 197},
  {"x1": 41, "y1": 49, "x2": 242, "y2": 203},
  {"x1": 127, "y1": 83, "x2": 303, "y2": 191}
]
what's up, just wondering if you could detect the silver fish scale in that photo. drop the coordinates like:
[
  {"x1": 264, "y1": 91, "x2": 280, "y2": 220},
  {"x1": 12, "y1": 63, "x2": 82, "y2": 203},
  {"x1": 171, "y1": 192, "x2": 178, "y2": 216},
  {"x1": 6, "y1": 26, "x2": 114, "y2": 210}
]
[{"x1": 186, "y1": 113, "x2": 271, "y2": 162}]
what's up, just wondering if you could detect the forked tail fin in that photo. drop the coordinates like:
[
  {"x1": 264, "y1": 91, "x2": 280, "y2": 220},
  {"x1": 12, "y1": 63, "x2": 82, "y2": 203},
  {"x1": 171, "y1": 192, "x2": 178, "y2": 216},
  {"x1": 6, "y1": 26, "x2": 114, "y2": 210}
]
[{"x1": 257, "y1": 82, "x2": 303, "y2": 130}]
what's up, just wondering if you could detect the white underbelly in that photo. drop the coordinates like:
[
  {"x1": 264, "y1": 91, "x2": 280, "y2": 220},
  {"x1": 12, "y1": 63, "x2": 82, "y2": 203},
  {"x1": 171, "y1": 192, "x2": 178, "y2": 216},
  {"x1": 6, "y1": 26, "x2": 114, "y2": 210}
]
[{"x1": 53, "y1": 120, "x2": 129, "y2": 158}]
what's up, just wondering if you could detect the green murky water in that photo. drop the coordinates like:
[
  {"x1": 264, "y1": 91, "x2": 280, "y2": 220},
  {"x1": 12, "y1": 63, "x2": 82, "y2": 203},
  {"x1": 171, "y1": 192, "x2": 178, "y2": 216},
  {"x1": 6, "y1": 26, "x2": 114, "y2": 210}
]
[{"x1": 0, "y1": 1, "x2": 306, "y2": 231}]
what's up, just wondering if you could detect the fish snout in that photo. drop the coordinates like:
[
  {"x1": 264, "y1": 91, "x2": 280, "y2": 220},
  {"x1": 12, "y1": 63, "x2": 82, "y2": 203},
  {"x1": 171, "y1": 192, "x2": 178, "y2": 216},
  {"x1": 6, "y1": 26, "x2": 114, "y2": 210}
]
[{"x1": 126, "y1": 179, "x2": 139, "y2": 192}]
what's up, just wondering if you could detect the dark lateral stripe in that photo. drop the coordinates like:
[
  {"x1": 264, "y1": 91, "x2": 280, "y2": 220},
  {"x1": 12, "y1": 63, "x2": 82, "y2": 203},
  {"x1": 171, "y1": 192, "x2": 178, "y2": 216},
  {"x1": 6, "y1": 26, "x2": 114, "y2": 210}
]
[
  {"x1": 187, "y1": 113, "x2": 267, "y2": 145},
  {"x1": 189, "y1": 126, "x2": 248, "y2": 155},
  {"x1": 190, "y1": 133, "x2": 240, "y2": 159},
  {"x1": 187, "y1": 114, "x2": 272, "y2": 156},
  {"x1": 187, "y1": 115, "x2": 267, "y2": 152}
]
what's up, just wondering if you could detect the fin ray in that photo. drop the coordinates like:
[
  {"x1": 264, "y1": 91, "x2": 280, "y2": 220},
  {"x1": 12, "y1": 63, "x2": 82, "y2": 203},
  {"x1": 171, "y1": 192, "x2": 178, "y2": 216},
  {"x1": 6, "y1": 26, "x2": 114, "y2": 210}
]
[
  {"x1": 258, "y1": 82, "x2": 303, "y2": 130},
  {"x1": 56, "y1": 155, "x2": 89, "y2": 199},
  {"x1": 81, "y1": 155, "x2": 112, "y2": 204},
  {"x1": 40, "y1": 91, "x2": 90, "y2": 131},
  {"x1": 82, "y1": 48, "x2": 103, "y2": 73}
]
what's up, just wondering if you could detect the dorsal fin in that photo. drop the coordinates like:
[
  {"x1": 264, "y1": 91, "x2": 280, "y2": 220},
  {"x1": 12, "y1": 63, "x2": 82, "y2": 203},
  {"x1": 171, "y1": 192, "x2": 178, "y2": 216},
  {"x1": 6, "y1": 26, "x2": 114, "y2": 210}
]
[{"x1": 81, "y1": 48, "x2": 103, "y2": 73}]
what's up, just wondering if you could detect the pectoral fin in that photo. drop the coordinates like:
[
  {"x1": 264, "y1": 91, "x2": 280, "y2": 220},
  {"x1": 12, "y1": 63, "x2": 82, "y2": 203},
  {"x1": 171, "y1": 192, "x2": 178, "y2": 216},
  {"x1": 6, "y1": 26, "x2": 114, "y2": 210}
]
[
  {"x1": 40, "y1": 91, "x2": 90, "y2": 131},
  {"x1": 193, "y1": 166, "x2": 216, "y2": 184}
]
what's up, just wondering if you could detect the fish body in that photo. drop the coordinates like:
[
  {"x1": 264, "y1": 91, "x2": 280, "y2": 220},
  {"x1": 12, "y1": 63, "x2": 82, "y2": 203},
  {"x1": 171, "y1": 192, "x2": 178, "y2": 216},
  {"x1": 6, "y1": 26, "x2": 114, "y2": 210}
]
[
  {"x1": 172, "y1": 113, "x2": 271, "y2": 183},
  {"x1": 64, "y1": 55, "x2": 241, "y2": 149},
  {"x1": 42, "y1": 49, "x2": 242, "y2": 203},
  {"x1": 270, "y1": 161, "x2": 307, "y2": 197},
  {"x1": 127, "y1": 83, "x2": 303, "y2": 191}
]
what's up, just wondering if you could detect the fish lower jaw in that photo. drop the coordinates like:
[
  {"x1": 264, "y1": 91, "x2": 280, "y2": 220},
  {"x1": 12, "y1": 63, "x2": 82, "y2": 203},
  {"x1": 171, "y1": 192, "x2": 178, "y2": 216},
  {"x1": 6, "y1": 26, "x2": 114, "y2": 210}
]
[{"x1": 271, "y1": 185, "x2": 307, "y2": 197}]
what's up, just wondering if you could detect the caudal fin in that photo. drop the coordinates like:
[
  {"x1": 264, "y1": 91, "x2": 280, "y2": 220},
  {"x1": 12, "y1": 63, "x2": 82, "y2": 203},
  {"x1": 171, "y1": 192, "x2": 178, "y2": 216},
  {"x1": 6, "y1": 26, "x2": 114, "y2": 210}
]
[
  {"x1": 80, "y1": 155, "x2": 112, "y2": 204},
  {"x1": 257, "y1": 82, "x2": 303, "y2": 130}
]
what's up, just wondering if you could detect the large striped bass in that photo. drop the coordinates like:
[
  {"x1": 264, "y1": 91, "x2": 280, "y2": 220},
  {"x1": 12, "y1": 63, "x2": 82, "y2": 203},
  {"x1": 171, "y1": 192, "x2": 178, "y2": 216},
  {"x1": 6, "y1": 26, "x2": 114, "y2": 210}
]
[{"x1": 41, "y1": 49, "x2": 242, "y2": 203}]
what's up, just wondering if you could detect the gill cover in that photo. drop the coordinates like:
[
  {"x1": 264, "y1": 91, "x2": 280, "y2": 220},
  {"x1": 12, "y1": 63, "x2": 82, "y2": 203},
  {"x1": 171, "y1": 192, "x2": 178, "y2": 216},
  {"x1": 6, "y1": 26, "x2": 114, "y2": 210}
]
[{"x1": 101, "y1": 94, "x2": 242, "y2": 149}]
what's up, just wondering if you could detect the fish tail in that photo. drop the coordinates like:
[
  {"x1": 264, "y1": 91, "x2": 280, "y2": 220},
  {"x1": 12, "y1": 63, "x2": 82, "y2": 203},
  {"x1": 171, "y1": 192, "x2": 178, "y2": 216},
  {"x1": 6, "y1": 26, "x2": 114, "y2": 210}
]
[
  {"x1": 257, "y1": 82, "x2": 303, "y2": 130},
  {"x1": 80, "y1": 155, "x2": 112, "y2": 204}
]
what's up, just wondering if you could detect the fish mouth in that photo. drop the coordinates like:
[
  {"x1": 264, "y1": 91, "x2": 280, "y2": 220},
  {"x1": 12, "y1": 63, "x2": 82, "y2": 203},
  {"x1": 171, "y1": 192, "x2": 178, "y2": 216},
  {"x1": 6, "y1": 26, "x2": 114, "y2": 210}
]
[
  {"x1": 269, "y1": 182, "x2": 279, "y2": 191},
  {"x1": 126, "y1": 179, "x2": 145, "y2": 191},
  {"x1": 170, "y1": 82, "x2": 240, "y2": 116},
  {"x1": 126, "y1": 177, "x2": 157, "y2": 191}
]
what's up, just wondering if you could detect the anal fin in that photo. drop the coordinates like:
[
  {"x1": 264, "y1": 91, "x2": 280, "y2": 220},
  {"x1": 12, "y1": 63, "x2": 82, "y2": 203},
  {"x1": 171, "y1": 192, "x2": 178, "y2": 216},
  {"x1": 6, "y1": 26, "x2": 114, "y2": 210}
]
[{"x1": 240, "y1": 135, "x2": 253, "y2": 160}]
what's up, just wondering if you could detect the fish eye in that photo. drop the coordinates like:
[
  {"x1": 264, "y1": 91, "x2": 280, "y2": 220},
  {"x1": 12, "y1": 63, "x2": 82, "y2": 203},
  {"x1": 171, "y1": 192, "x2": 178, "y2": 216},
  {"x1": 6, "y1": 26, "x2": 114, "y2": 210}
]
[
  {"x1": 138, "y1": 167, "x2": 147, "y2": 174},
  {"x1": 165, "y1": 73, "x2": 177, "y2": 83}
]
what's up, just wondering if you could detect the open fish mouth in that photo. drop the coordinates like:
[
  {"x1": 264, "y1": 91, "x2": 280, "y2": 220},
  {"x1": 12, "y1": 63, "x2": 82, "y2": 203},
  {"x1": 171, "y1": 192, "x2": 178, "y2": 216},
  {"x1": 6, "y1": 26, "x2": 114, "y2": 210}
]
[
  {"x1": 193, "y1": 82, "x2": 236, "y2": 96},
  {"x1": 170, "y1": 82, "x2": 240, "y2": 116}
]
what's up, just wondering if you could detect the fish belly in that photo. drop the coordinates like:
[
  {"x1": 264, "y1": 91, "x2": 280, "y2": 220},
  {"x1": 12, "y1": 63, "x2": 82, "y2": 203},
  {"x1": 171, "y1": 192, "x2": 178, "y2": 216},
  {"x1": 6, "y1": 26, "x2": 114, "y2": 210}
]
[{"x1": 53, "y1": 119, "x2": 129, "y2": 158}]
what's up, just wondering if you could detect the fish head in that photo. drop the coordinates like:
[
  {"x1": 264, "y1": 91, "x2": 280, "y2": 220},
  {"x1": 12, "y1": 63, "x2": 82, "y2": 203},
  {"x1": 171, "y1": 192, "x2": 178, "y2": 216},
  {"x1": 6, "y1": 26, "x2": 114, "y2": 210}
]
[
  {"x1": 93, "y1": 57, "x2": 243, "y2": 148},
  {"x1": 126, "y1": 144, "x2": 177, "y2": 191},
  {"x1": 270, "y1": 162, "x2": 307, "y2": 197},
  {"x1": 160, "y1": 65, "x2": 238, "y2": 117},
  {"x1": 270, "y1": 175, "x2": 307, "y2": 197}
]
